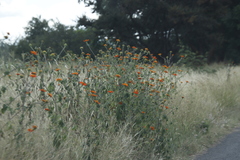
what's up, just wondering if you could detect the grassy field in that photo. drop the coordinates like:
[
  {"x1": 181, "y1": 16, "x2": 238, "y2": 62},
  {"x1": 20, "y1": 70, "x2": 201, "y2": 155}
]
[{"x1": 0, "y1": 42, "x2": 240, "y2": 160}]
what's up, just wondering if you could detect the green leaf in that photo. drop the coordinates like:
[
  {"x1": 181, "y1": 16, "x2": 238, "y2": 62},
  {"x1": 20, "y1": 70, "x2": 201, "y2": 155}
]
[
  {"x1": 1, "y1": 104, "x2": 8, "y2": 114},
  {"x1": 1, "y1": 86, "x2": 7, "y2": 93},
  {"x1": 3, "y1": 71, "x2": 10, "y2": 76},
  {"x1": 47, "y1": 82, "x2": 55, "y2": 92}
]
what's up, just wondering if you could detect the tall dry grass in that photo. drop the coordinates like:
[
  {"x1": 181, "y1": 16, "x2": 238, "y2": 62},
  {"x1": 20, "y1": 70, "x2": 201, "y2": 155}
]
[{"x1": 0, "y1": 43, "x2": 240, "y2": 160}]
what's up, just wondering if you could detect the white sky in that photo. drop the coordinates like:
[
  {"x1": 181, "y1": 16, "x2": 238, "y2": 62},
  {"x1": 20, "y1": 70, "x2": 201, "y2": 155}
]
[{"x1": 0, "y1": 0, "x2": 98, "y2": 42}]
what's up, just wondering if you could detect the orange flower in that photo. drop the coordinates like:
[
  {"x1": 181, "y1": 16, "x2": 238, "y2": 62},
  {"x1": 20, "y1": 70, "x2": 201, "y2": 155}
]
[
  {"x1": 141, "y1": 111, "x2": 146, "y2": 114},
  {"x1": 83, "y1": 39, "x2": 90, "y2": 42},
  {"x1": 116, "y1": 39, "x2": 120, "y2": 42},
  {"x1": 180, "y1": 55, "x2": 185, "y2": 58},
  {"x1": 71, "y1": 72, "x2": 79, "y2": 75},
  {"x1": 162, "y1": 65, "x2": 169, "y2": 68},
  {"x1": 115, "y1": 74, "x2": 121, "y2": 78},
  {"x1": 47, "y1": 93, "x2": 53, "y2": 97},
  {"x1": 158, "y1": 79, "x2": 164, "y2": 82},
  {"x1": 85, "y1": 53, "x2": 91, "y2": 56},
  {"x1": 16, "y1": 73, "x2": 21, "y2": 75},
  {"x1": 150, "y1": 78, "x2": 154, "y2": 80},
  {"x1": 186, "y1": 81, "x2": 189, "y2": 83},
  {"x1": 150, "y1": 126, "x2": 155, "y2": 130},
  {"x1": 44, "y1": 108, "x2": 50, "y2": 111},
  {"x1": 55, "y1": 68, "x2": 61, "y2": 71},
  {"x1": 56, "y1": 78, "x2": 62, "y2": 81},
  {"x1": 165, "y1": 106, "x2": 169, "y2": 109},
  {"x1": 107, "y1": 91, "x2": 114, "y2": 93},
  {"x1": 79, "y1": 82, "x2": 87, "y2": 86},
  {"x1": 134, "y1": 54, "x2": 139, "y2": 57},
  {"x1": 94, "y1": 100, "x2": 100, "y2": 104},
  {"x1": 32, "y1": 125, "x2": 37, "y2": 129},
  {"x1": 152, "y1": 56, "x2": 157, "y2": 59},
  {"x1": 172, "y1": 73, "x2": 177, "y2": 76},
  {"x1": 116, "y1": 47, "x2": 121, "y2": 51},
  {"x1": 122, "y1": 83, "x2": 129, "y2": 87},
  {"x1": 30, "y1": 51, "x2": 37, "y2": 55},
  {"x1": 28, "y1": 129, "x2": 34, "y2": 132},
  {"x1": 149, "y1": 84, "x2": 155, "y2": 86},
  {"x1": 132, "y1": 58, "x2": 138, "y2": 60},
  {"x1": 119, "y1": 102, "x2": 123, "y2": 105},
  {"x1": 164, "y1": 71, "x2": 168, "y2": 73},
  {"x1": 90, "y1": 90, "x2": 97, "y2": 93},
  {"x1": 132, "y1": 46, "x2": 137, "y2": 49},
  {"x1": 39, "y1": 89, "x2": 47, "y2": 92},
  {"x1": 133, "y1": 89, "x2": 139, "y2": 94},
  {"x1": 31, "y1": 72, "x2": 37, "y2": 75},
  {"x1": 150, "y1": 70, "x2": 156, "y2": 73},
  {"x1": 139, "y1": 67, "x2": 144, "y2": 69},
  {"x1": 29, "y1": 74, "x2": 37, "y2": 77},
  {"x1": 89, "y1": 94, "x2": 98, "y2": 97},
  {"x1": 42, "y1": 99, "x2": 48, "y2": 103},
  {"x1": 137, "y1": 72, "x2": 141, "y2": 74}
]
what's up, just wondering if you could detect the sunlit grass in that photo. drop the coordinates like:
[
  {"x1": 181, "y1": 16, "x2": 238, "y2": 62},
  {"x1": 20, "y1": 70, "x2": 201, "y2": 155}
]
[{"x1": 0, "y1": 40, "x2": 240, "y2": 160}]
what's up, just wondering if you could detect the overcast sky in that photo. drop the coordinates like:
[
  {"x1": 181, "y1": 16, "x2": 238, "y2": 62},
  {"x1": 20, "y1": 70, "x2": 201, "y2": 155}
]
[{"x1": 0, "y1": 0, "x2": 98, "y2": 42}]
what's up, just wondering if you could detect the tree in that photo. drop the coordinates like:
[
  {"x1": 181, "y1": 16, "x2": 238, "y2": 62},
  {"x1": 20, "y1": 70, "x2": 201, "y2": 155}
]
[
  {"x1": 77, "y1": 0, "x2": 234, "y2": 63},
  {"x1": 13, "y1": 16, "x2": 100, "y2": 58},
  {"x1": 25, "y1": 16, "x2": 50, "y2": 41}
]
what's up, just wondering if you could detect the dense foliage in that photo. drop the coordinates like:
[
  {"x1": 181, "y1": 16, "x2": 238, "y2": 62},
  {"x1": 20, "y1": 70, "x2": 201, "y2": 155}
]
[
  {"x1": 77, "y1": 0, "x2": 240, "y2": 63},
  {"x1": 11, "y1": 16, "x2": 101, "y2": 59}
]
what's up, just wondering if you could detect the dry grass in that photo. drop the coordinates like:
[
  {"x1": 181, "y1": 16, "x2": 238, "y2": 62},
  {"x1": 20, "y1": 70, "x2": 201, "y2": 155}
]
[{"x1": 0, "y1": 55, "x2": 240, "y2": 160}]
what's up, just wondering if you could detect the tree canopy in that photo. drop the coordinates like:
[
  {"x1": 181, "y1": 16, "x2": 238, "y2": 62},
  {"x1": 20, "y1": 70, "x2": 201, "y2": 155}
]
[{"x1": 77, "y1": 0, "x2": 240, "y2": 63}]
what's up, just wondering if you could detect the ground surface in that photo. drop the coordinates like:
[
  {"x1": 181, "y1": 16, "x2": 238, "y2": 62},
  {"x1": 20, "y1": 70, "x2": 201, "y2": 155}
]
[{"x1": 194, "y1": 127, "x2": 240, "y2": 160}]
